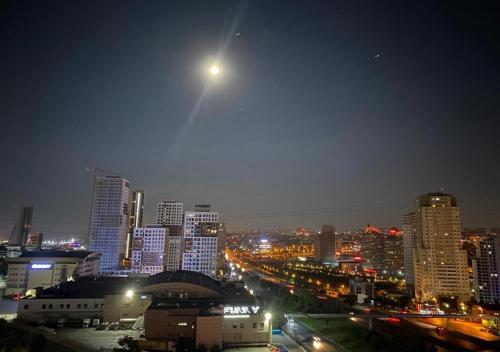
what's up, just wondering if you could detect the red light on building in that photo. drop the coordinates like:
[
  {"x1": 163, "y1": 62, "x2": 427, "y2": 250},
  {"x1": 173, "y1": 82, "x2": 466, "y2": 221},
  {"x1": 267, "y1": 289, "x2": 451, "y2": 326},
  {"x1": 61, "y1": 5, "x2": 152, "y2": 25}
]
[
  {"x1": 365, "y1": 224, "x2": 381, "y2": 234},
  {"x1": 389, "y1": 227, "x2": 402, "y2": 235}
]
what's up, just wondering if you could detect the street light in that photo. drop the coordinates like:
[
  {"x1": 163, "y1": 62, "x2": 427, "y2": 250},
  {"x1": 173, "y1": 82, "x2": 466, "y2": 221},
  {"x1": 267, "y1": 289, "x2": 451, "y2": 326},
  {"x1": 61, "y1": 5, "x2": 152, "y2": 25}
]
[{"x1": 125, "y1": 290, "x2": 134, "y2": 299}]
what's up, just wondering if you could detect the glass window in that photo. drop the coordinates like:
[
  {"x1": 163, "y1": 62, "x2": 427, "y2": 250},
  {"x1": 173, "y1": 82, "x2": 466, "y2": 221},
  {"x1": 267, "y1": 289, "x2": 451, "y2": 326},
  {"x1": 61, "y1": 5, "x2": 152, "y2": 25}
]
[{"x1": 233, "y1": 323, "x2": 238, "y2": 329}]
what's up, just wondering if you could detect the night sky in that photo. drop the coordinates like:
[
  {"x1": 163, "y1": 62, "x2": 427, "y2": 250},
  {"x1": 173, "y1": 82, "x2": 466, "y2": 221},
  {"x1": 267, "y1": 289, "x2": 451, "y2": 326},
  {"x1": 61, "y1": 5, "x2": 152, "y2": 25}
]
[{"x1": 1, "y1": 0, "x2": 500, "y2": 239}]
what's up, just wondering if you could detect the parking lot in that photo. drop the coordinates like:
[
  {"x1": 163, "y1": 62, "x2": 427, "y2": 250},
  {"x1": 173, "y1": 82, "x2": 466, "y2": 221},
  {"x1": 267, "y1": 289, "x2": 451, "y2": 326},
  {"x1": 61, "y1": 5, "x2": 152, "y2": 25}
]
[{"x1": 53, "y1": 327, "x2": 142, "y2": 351}]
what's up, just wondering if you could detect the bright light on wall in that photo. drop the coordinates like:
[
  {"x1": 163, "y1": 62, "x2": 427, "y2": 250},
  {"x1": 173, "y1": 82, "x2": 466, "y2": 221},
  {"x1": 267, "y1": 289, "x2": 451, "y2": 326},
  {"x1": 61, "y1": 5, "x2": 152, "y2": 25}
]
[{"x1": 125, "y1": 290, "x2": 134, "y2": 299}]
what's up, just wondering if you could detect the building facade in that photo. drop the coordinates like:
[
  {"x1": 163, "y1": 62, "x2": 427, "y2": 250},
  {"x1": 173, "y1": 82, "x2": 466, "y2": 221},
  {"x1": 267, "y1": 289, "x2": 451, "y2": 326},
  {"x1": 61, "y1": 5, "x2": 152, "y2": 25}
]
[
  {"x1": 156, "y1": 201, "x2": 184, "y2": 271},
  {"x1": 315, "y1": 225, "x2": 336, "y2": 265},
  {"x1": 89, "y1": 176, "x2": 130, "y2": 271},
  {"x1": 413, "y1": 192, "x2": 469, "y2": 302},
  {"x1": 8, "y1": 205, "x2": 33, "y2": 247},
  {"x1": 182, "y1": 206, "x2": 220, "y2": 277},
  {"x1": 131, "y1": 226, "x2": 166, "y2": 275},
  {"x1": 5, "y1": 251, "x2": 100, "y2": 296},
  {"x1": 473, "y1": 237, "x2": 500, "y2": 304},
  {"x1": 402, "y1": 212, "x2": 417, "y2": 296},
  {"x1": 126, "y1": 190, "x2": 145, "y2": 259},
  {"x1": 165, "y1": 236, "x2": 182, "y2": 271}
]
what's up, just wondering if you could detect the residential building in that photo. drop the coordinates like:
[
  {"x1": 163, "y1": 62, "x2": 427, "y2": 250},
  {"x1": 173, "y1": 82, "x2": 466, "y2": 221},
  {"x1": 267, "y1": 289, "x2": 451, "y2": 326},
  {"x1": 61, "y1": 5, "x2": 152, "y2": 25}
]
[
  {"x1": 126, "y1": 190, "x2": 145, "y2": 259},
  {"x1": 89, "y1": 176, "x2": 130, "y2": 271},
  {"x1": 413, "y1": 192, "x2": 469, "y2": 302},
  {"x1": 131, "y1": 226, "x2": 166, "y2": 275},
  {"x1": 5, "y1": 251, "x2": 100, "y2": 296},
  {"x1": 8, "y1": 205, "x2": 33, "y2": 247},
  {"x1": 315, "y1": 225, "x2": 336, "y2": 265},
  {"x1": 182, "y1": 205, "x2": 220, "y2": 277},
  {"x1": 472, "y1": 237, "x2": 500, "y2": 303},
  {"x1": 402, "y1": 212, "x2": 417, "y2": 296},
  {"x1": 156, "y1": 201, "x2": 184, "y2": 270}
]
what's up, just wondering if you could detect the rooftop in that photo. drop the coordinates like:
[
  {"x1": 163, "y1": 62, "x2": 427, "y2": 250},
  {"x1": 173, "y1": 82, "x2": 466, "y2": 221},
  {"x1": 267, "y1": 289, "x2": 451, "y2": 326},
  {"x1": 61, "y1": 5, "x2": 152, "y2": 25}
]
[{"x1": 18, "y1": 250, "x2": 96, "y2": 259}]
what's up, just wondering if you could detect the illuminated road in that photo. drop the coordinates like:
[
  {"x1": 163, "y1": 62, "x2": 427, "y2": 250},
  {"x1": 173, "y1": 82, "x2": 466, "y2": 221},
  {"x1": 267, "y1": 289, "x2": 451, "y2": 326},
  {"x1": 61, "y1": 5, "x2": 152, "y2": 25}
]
[
  {"x1": 419, "y1": 317, "x2": 500, "y2": 342},
  {"x1": 283, "y1": 318, "x2": 347, "y2": 352}
]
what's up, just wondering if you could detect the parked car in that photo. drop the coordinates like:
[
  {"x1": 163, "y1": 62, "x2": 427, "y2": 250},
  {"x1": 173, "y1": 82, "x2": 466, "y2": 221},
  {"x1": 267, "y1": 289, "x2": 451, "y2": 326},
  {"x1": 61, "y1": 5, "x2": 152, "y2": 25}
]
[
  {"x1": 82, "y1": 318, "x2": 91, "y2": 328},
  {"x1": 95, "y1": 322, "x2": 109, "y2": 331}
]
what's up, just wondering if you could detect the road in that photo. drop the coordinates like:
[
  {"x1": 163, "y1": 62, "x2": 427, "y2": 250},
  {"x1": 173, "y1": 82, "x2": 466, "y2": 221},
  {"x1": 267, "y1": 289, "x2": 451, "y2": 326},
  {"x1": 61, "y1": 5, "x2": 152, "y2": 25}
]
[
  {"x1": 420, "y1": 317, "x2": 500, "y2": 342},
  {"x1": 283, "y1": 318, "x2": 347, "y2": 352},
  {"x1": 273, "y1": 333, "x2": 305, "y2": 352}
]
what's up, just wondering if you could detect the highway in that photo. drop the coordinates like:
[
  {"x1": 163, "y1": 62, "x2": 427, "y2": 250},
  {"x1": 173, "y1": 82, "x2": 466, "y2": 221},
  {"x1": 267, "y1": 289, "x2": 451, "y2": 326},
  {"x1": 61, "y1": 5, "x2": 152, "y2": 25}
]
[{"x1": 283, "y1": 318, "x2": 346, "y2": 352}]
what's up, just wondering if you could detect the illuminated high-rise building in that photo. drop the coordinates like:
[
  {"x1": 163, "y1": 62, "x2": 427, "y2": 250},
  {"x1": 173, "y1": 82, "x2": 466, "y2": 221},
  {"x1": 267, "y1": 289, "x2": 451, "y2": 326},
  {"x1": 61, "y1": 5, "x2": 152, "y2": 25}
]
[
  {"x1": 126, "y1": 190, "x2": 144, "y2": 259},
  {"x1": 131, "y1": 226, "x2": 166, "y2": 275},
  {"x1": 8, "y1": 205, "x2": 33, "y2": 247},
  {"x1": 156, "y1": 201, "x2": 184, "y2": 270},
  {"x1": 402, "y1": 212, "x2": 417, "y2": 296},
  {"x1": 182, "y1": 205, "x2": 220, "y2": 277},
  {"x1": 472, "y1": 237, "x2": 500, "y2": 304},
  {"x1": 315, "y1": 225, "x2": 336, "y2": 265},
  {"x1": 89, "y1": 176, "x2": 130, "y2": 271},
  {"x1": 413, "y1": 192, "x2": 469, "y2": 302}
]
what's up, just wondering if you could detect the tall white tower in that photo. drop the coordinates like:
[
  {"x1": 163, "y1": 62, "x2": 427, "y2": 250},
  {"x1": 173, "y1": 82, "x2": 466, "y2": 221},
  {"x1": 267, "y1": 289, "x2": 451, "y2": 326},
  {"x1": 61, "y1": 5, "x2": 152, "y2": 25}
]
[
  {"x1": 413, "y1": 192, "x2": 469, "y2": 302},
  {"x1": 89, "y1": 176, "x2": 130, "y2": 271},
  {"x1": 182, "y1": 204, "x2": 220, "y2": 277}
]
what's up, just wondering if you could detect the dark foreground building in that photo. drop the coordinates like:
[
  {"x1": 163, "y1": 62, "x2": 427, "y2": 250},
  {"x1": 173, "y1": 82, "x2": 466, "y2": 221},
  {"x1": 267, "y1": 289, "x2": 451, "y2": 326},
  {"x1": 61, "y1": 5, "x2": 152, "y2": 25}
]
[{"x1": 17, "y1": 270, "x2": 271, "y2": 350}]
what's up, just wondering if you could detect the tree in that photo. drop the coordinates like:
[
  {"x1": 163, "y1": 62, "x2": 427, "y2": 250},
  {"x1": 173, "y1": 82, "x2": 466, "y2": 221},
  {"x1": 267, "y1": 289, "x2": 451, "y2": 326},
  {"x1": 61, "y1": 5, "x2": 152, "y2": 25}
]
[{"x1": 117, "y1": 335, "x2": 140, "y2": 352}]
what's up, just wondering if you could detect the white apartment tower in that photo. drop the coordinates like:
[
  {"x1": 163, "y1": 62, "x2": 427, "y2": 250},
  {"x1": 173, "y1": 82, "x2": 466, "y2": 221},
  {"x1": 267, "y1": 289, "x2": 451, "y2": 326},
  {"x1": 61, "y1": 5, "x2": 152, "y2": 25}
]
[
  {"x1": 182, "y1": 204, "x2": 220, "y2": 277},
  {"x1": 402, "y1": 212, "x2": 417, "y2": 296},
  {"x1": 156, "y1": 201, "x2": 184, "y2": 271},
  {"x1": 89, "y1": 176, "x2": 130, "y2": 271},
  {"x1": 131, "y1": 226, "x2": 166, "y2": 275},
  {"x1": 156, "y1": 201, "x2": 184, "y2": 226},
  {"x1": 413, "y1": 192, "x2": 469, "y2": 302}
]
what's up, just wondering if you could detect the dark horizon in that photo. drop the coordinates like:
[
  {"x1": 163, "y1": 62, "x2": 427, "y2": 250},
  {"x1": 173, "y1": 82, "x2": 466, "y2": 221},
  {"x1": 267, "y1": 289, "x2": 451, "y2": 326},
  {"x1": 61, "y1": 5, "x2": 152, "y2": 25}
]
[{"x1": 1, "y1": 0, "x2": 500, "y2": 238}]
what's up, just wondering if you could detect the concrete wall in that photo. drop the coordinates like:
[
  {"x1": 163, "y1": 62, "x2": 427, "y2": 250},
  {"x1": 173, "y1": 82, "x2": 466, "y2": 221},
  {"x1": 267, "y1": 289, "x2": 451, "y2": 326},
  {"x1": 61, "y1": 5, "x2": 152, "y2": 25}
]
[
  {"x1": 144, "y1": 308, "x2": 199, "y2": 340},
  {"x1": 221, "y1": 314, "x2": 270, "y2": 345},
  {"x1": 103, "y1": 294, "x2": 151, "y2": 322},
  {"x1": 196, "y1": 316, "x2": 222, "y2": 349},
  {"x1": 17, "y1": 298, "x2": 104, "y2": 324}
]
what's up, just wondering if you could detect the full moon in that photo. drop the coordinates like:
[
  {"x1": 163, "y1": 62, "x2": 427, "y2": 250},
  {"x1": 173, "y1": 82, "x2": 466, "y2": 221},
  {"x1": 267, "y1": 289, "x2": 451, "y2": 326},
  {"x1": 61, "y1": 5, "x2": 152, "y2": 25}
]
[{"x1": 210, "y1": 65, "x2": 220, "y2": 76}]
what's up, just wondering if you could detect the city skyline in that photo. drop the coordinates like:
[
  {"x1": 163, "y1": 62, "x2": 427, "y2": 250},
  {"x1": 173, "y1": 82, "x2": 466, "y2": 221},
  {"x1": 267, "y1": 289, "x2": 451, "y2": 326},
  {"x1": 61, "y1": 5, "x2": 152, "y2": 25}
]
[{"x1": 2, "y1": 1, "x2": 500, "y2": 237}]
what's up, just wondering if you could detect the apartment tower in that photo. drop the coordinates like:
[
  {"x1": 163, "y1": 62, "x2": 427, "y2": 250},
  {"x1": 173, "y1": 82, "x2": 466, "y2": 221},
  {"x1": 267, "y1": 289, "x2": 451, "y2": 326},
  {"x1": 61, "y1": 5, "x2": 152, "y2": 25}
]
[{"x1": 413, "y1": 192, "x2": 469, "y2": 302}]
